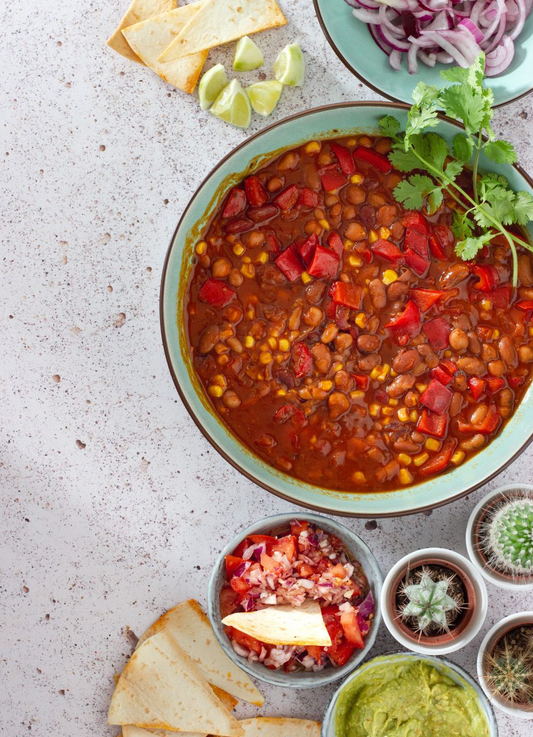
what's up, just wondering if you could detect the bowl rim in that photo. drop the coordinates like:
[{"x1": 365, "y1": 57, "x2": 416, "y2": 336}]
[
  {"x1": 312, "y1": 0, "x2": 533, "y2": 109},
  {"x1": 160, "y1": 100, "x2": 533, "y2": 519},
  {"x1": 205, "y1": 511, "x2": 383, "y2": 688}
]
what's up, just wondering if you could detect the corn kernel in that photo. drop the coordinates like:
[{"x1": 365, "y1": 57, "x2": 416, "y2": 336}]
[
  {"x1": 350, "y1": 173, "x2": 363, "y2": 184},
  {"x1": 390, "y1": 369, "x2": 398, "y2": 378},
  {"x1": 416, "y1": 383, "x2": 428, "y2": 394},
  {"x1": 208, "y1": 385, "x2": 224, "y2": 398},
  {"x1": 259, "y1": 343, "x2": 269, "y2": 351},
  {"x1": 256, "y1": 251, "x2": 268, "y2": 264},
  {"x1": 379, "y1": 227, "x2": 391, "y2": 240},
  {"x1": 304, "y1": 141, "x2": 321, "y2": 154},
  {"x1": 382, "y1": 416, "x2": 392, "y2": 426},
  {"x1": 481, "y1": 298, "x2": 492, "y2": 311},
  {"x1": 347, "y1": 138, "x2": 357, "y2": 147},
  {"x1": 355, "y1": 312, "x2": 367, "y2": 329},
  {"x1": 348, "y1": 255, "x2": 363, "y2": 268},
  {"x1": 259, "y1": 352, "x2": 272, "y2": 364},
  {"x1": 444, "y1": 349, "x2": 453, "y2": 358},
  {"x1": 409, "y1": 410, "x2": 419, "y2": 423},
  {"x1": 368, "y1": 229, "x2": 378, "y2": 244},
  {"x1": 414, "y1": 452, "x2": 429, "y2": 467},
  {"x1": 382, "y1": 269, "x2": 398, "y2": 285},
  {"x1": 299, "y1": 387, "x2": 312, "y2": 400},
  {"x1": 246, "y1": 307, "x2": 255, "y2": 320},
  {"x1": 530, "y1": 326, "x2": 533, "y2": 337},
  {"x1": 397, "y1": 407, "x2": 410, "y2": 422},
  {"x1": 217, "y1": 354, "x2": 230, "y2": 366},
  {"x1": 352, "y1": 471, "x2": 366, "y2": 484},
  {"x1": 319, "y1": 380, "x2": 333, "y2": 391},
  {"x1": 388, "y1": 398, "x2": 399, "y2": 406},
  {"x1": 244, "y1": 335, "x2": 255, "y2": 349},
  {"x1": 344, "y1": 239, "x2": 354, "y2": 250},
  {"x1": 214, "y1": 342, "x2": 229, "y2": 355},
  {"x1": 267, "y1": 337, "x2": 278, "y2": 349},
  {"x1": 274, "y1": 353, "x2": 285, "y2": 364},
  {"x1": 241, "y1": 263, "x2": 255, "y2": 279},
  {"x1": 350, "y1": 390, "x2": 364, "y2": 400},
  {"x1": 242, "y1": 256, "x2": 251, "y2": 264},
  {"x1": 382, "y1": 406, "x2": 395, "y2": 416},
  {"x1": 332, "y1": 361, "x2": 344, "y2": 373},
  {"x1": 379, "y1": 363, "x2": 391, "y2": 381},
  {"x1": 279, "y1": 338, "x2": 290, "y2": 352},
  {"x1": 399, "y1": 468, "x2": 414, "y2": 485},
  {"x1": 211, "y1": 374, "x2": 227, "y2": 388},
  {"x1": 425, "y1": 438, "x2": 441, "y2": 452},
  {"x1": 369, "y1": 404, "x2": 381, "y2": 418},
  {"x1": 398, "y1": 453, "x2": 412, "y2": 466},
  {"x1": 220, "y1": 327, "x2": 234, "y2": 339},
  {"x1": 492, "y1": 329, "x2": 500, "y2": 340},
  {"x1": 370, "y1": 366, "x2": 381, "y2": 380},
  {"x1": 359, "y1": 136, "x2": 372, "y2": 148},
  {"x1": 451, "y1": 450, "x2": 465, "y2": 465},
  {"x1": 233, "y1": 243, "x2": 245, "y2": 256},
  {"x1": 301, "y1": 271, "x2": 313, "y2": 284},
  {"x1": 319, "y1": 219, "x2": 330, "y2": 231},
  {"x1": 276, "y1": 388, "x2": 287, "y2": 397},
  {"x1": 195, "y1": 241, "x2": 207, "y2": 255}
]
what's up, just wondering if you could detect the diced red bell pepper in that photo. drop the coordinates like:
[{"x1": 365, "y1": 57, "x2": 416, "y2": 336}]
[
  {"x1": 225, "y1": 218, "x2": 253, "y2": 234},
  {"x1": 431, "y1": 365, "x2": 454, "y2": 386},
  {"x1": 351, "y1": 373, "x2": 369, "y2": 391},
  {"x1": 308, "y1": 245, "x2": 340, "y2": 279},
  {"x1": 474, "y1": 286, "x2": 512, "y2": 309},
  {"x1": 353, "y1": 145, "x2": 391, "y2": 173},
  {"x1": 410, "y1": 288, "x2": 444, "y2": 312},
  {"x1": 271, "y1": 535, "x2": 298, "y2": 562},
  {"x1": 509, "y1": 375, "x2": 525, "y2": 388},
  {"x1": 247, "y1": 205, "x2": 279, "y2": 223},
  {"x1": 405, "y1": 228, "x2": 429, "y2": 259},
  {"x1": 298, "y1": 187, "x2": 320, "y2": 208},
  {"x1": 417, "y1": 409, "x2": 448, "y2": 438},
  {"x1": 330, "y1": 142, "x2": 356, "y2": 176},
  {"x1": 198, "y1": 277, "x2": 235, "y2": 308},
  {"x1": 468, "y1": 376, "x2": 485, "y2": 400},
  {"x1": 222, "y1": 187, "x2": 247, "y2": 218},
  {"x1": 385, "y1": 299, "x2": 421, "y2": 343},
  {"x1": 275, "y1": 244, "x2": 305, "y2": 281},
  {"x1": 244, "y1": 175, "x2": 268, "y2": 207},
  {"x1": 292, "y1": 342, "x2": 313, "y2": 378},
  {"x1": 225, "y1": 555, "x2": 247, "y2": 577},
  {"x1": 420, "y1": 379, "x2": 453, "y2": 415},
  {"x1": 401, "y1": 211, "x2": 428, "y2": 235},
  {"x1": 273, "y1": 404, "x2": 307, "y2": 428},
  {"x1": 440, "y1": 359, "x2": 458, "y2": 375},
  {"x1": 273, "y1": 184, "x2": 299, "y2": 211},
  {"x1": 298, "y1": 233, "x2": 318, "y2": 266},
  {"x1": 516, "y1": 300, "x2": 533, "y2": 312},
  {"x1": 429, "y1": 223, "x2": 453, "y2": 259},
  {"x1": 265, "y1": 231, "x2": 280, "y2": 255},
  {"x1": 418, "y1": 437, "x2": 457, "y2": 478},
  {"x1": 340, "y1": 610, "x2": 365, "y2": 648},
  {"x1": 458, "y1": 404, "x2": 500, "y2": 435},
  {"x1": 320, "y1": 170, "x2": 348, "y2": 192},
  {"x1": 486, "y1": 377, "x2": 505, "y2": 393},
  {"x1": 360, "y1": 247, "x2": 372, "y2": 263},
  {"x1": 330, "y1": 281, "x2": 362, "y2": 310},
  {"x1": 327, "y1": 231, "x2": 344, "y2": 256},
  {"x1": 472, "y1": 264, "x2": 499, "y2": 291},
  {"x1": 423, "y1": 317, "x2": 450, "y2": 351},
  {"x1": 371, "y1": 239, "x2": 404, "y2": 263},
  {"x1": 405, "y1": 248, "x2": 430, "y2": 275}
]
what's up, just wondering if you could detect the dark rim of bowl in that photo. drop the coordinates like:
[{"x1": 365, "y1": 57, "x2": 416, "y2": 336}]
[
  {"x1": 159, "y1": 100, "x2": 533, "y2": 519},
  {"x1": 312, "y1": 0, "x2": 533, "y2": 109}
]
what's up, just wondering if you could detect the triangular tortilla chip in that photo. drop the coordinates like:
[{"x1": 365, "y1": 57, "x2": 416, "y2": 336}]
[
  {"x1": 122, "y1": 4, "x2": 208, "y2": 94},
  {"x1": 222, "y1": 600, "x2": 332, "y2": 647},
  {"x1": 123, "y1": 728, "x2": 205, "y2": 737},
  {"x1": 107, "y1": 0, "x2": 177, "y2": 63},
  {"x1": 137, "y1": 600, "x2": 263, "y2": 706},
  {"x1": 239, "y1": 719, "x2": 322, "y2": 737},
  {"x1": 108, "y1": 630, "x2": 244, "y2": 735},
  {"x1": 211, "y1": 686, "x2": 238, "y2": 712},
  {"x1": 158, "y1": 0, "x2": 286, "y2": 63}
]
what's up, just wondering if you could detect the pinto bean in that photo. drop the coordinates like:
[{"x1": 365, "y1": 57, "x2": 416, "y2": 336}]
[
  {"x1": 461, "y1": 434, "x2": 486, "y2": 451},
  {"x1": 229, "y1": 268, "x2": 244, "y2": 288},
  {"x1": 439, "y1": 263, "x2": 470, "y2": 289},
  {"x1": 387, "y1": 373, "x2": 416, "y2": 398},
  {"x1": 330, "y1": 203, "x2": 342, "y2": 219},
  {"x1": 345, "y1": 222, "x2": 366, "y2": 241},
  {"x1": 387, "y1": 281, "x2": 408, "y2": 301},
  {"x1": 211, "y1": 257, "x2": 231, "y2": 278},
  {"x1": 518, "y1": 254, "x2": 533, "y2": 286},
  {"x1": 482, "y1": 343, "x2": 498, "y2": 362},
  {"x1": 454, "y1": 314, "x2": 472, "y2": 332},
  {"x1": 449, "y1": 328, "x2": 469, "y2": 353},
  {"x1": 519, "y1": 345, "x2": 533, "y2": 363},
  {"x1": 345, "y1": 185, "x2": 366, "y2": 205},
  {"x1": 267, "y1": 175, "x2": 284, "y2": 192},
  {"x1": 334, "y1": 370, "x2": 352, "y2": 391},
  {"x1": 357, "y1": 334, "x2": 380, "y2": 353},
  {"x1": 377, "y1": 204, "x2": 397, "y2": 227},
  {"x1": 312, "y1": 343, "x2": 332, "y2": 373},
  {"x1": 456, "y1": 357, "x2": 486, "y2": 375},
  {"x1": 390, "y1": 221, "x2": 404, "y2": 241},
  {"x1": 369, "y1": 278, "x2": 386, "y2": 310},
  {"x1": 393, "y1": 439, "x2": 420, "y2": 453},
  {"x1": 467, "y1": 332, "x2": 482, "y2": 355},
  {"x1": 417, "y1": 344, "x2": 439, "y2": 369},
  {"x1": 278, "y1": 152, "x2": 299, "y2": 171},
  {"x1": 470, "y1": 404, "x2": 488, "y2": 425},
  {"x1": 368, "y1": 193, "x2": 386, "y2": 208},
  {"x1": 288, "y1": 303, "x2": 303, "y2": 331},
  {"x1": 449, "y1": 392, "x2": 463, "y2": 417},
  {"x1": 328, "y1": 392, "x2": 350, "y2": 420},
  {"x1": 304, "y1": 163, "x2": 320, "y2": 189},
  {"x1": 305, "y1": 280, "x2": 327, "y2": 304},
  {"x1": 321, "y1": 323, "x2": 339, "y2": 344},
  {"x1": 488, "y1": 359, "x2": 506, "y2": 377},
  {"x1": 499, "y1": 388, "x2": 514, "y2": 418},
  {"x1": 198, "y1": 325, "x2": 220, "y2": 354},
  {"x1": 498, "y1": 336, "x2": 518, "y2": 367},
  {"x1": 358, "y1": 354, "x2": 380, "y2": 372},
  {"x1": 367, "y1": 315, "x2": 380, "y2": 334},
  {"x1": 222, "y1": 390, "x2": 241, "y2": 408},
  {"x1": 393, "y1": 349, "x2": 420, "y2": 374},
  {"x1": 453, "y1": 373, "x2": 467, "y2": 391},
  {"x1": 303, "y1": 306, "x2": 324, "y2": 327},
  {"x1": 404, "y1": 391, "x2": 418, "y2": 408}
]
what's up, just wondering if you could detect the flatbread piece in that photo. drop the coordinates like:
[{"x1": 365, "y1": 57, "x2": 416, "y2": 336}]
[
  {"x1": 239, "y1": 718, "x2": 322, "y2": 737},
  {"x1": 107, "y1": 0, "x2": 177, "y2": 63}
]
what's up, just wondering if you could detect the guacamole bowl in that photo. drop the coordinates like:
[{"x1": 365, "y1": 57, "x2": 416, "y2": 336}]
[{"x1": 322, "y1": 651, "x2": 498, "y2": 737}]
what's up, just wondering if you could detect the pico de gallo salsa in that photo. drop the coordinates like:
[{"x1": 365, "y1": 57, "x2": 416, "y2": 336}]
[
  {"x1": 186, "y1": 134, "x2": 533, "y2": 492},
  {"x1": 220, "y1": 520, "x2": 374, "y2": 671}
]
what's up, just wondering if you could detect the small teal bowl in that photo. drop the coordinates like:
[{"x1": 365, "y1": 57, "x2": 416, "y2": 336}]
[
  {"x1": 314, "y1": 0, "x2": 533, "y2": 107},
  {"x1": 322, "y1": 651, "x2": 498, "y2": 737},
  {"x1": 206, "y1": 512, "x2": 383, "y2": 688},
  {"x1": 160, "y1": 102, "x2": 533, "y2": 517}
]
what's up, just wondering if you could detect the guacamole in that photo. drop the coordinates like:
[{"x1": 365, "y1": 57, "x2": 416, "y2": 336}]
[{"x1": 335, "y1": 658, "x2": 490, "y2": 737}]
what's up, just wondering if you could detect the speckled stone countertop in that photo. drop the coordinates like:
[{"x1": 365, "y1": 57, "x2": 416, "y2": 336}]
[{"x1": 2, "y1": 0, "x2": 533, "y2": 735}]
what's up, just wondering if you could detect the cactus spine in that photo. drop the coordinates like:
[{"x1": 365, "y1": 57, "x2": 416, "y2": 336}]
[
  {"x1": 400, "y1": 569, "x2": 461, "y2": 635},
  {"x1": 480, "y1": 495, "x2": 533, "y2": 578},
  {"x1": 485, "y1": 636, "x2": 533, "y2": 705}
]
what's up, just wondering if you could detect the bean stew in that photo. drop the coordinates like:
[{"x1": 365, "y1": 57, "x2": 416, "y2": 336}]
[{"x1": 186, "y1": 135, "x2": 533, "y2": 492}]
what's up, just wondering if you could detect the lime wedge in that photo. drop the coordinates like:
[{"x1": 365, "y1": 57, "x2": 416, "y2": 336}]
[
  {"x1": 198, "y1": 64, "x2": 228, "y2": 111},
  {"x1": 247, "y1": 80, "x2": 283, "y2": 117},
  {"x1": 233, "y1": 36, "x2": 264, "y2": 71},
  {"x1": 273, "y1": 43, "x2": 305, "y2": 86},
  {"x1": 210, "y1": 79, "x2": 251, "y2": 129}
]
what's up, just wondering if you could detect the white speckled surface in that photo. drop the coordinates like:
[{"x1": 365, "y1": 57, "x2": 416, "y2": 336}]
[{"x1": 2, "y1": 1, "x2": 533, "y2": 735}]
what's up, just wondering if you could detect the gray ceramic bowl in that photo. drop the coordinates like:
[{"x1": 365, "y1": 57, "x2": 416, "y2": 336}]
[
  {"x1": 207, "y1": 512, "x2": 382, "y2": 688},
  {"x1": 322, "y1": 651, "x2": 498, "y2": 737}
]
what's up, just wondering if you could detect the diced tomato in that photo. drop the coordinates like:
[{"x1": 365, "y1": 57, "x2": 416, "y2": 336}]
[
  {"x1": 299, "y1": 563, "x2": 315, "y2": 577},
  {"x1": 351, "y1": 373, "x2": 369, "y2": 390},
  {"x1": 198, "y1": 278, "x2": 235, "y2": 308},
  {"x1": 327, "y1": 231, "x2": 344, "y2": 256},
  {"x1": 260, "y1": 552, "x2": 284, "y2": 574},
  {"x1": 353, "y1": 145, "x2": 391, "y2": 173},
  {"x1": 272, "y1": 535, "x2": 297, "y2": 561},
  {"x1": 509, "y1": 374, "x2": 525, "y2": 388},
  {"x1": 244, "y1": 175, "x2": 268, "y2": 207},
  {"x1": 220, "y1": 588, "x2": 240, "y2": 618},
  {"x1": 308, "y1": 245, "x2": 340, "y2": 279},
  {"x1": 265, "y1": 231, "x2": 280, "y2": 255},
  {"x1": 273, "y1": 404, "x2": 307, "y2": 427},
  {"x1": 410, "y1": 288, "x2": 444, "y2": 312},
  {"x1": 371, "y1": 239, "x2": 404, "y2": 263},
  {"x1": 458, "y1": 404, "x2": 500, "y2": 435},
  {"x1": 401, "y1": 211, "x2": 428, "y2": 234},
  {"x1": 275, "y1": 244, "x2": 305, "y2": 281},
  {"x1": 328, "y1": 639, "x2": 357, "y2": 666},
  {"x1": 486, "y1": 377, "x2": 505, "y2": 393},
  {"x1": 360, "y1": 247, "x2": 372, "y2": 263},
  {"x1": 298, "y1": 187, "x2": 320, "y2": 208},
  {"x1": 232, "y1": 538, "x2": 251, "y2": 558},
  {"x1": 248, "y1": 205, "x2": 278, "y2": 223},
  {"x1": 329, "y1": 563, "x2": 347, "y2": 578},
  {"x1": 385, "y1": 299, "x2": 421, "y2": 343},
  {"x1": 292, "y1": 342, "x2": 313, "y2": 378},
  {"x1": 431, "y1": 365, "x2": 454, "y2": 386},
  {"x1": 298, "y1": 234, "x2": 318, "y2": 266},
  {"x1": 478, "y1": 286, "x2": 513, "y2": 309},
  {"x1": 420, "y1": 379, "x2": 453, "y2": 415},
  {"x1": 290, "y1": 520, "x2": 309, "y2": 536},
  {"x1": 331, "y1": 281, "x2": 362, "y2": 310},
  {"x1": 516, "y1": 300, "x2": 533, "y2": 311},
  {"x1": 423, "y1": 317, "x2": 450, "y2": 351},
  {"x1": 418, "y1": 437, "x2": 457, "y2": 478},
  {"x1": 405, "y1": 248, "x2": 430, "y2": 275},
  {"x1": 340, "y1": 611, "x2": 365, "y2": 648},
  {"x1": 226, "y1": 626, "x2": 263, "y2": 654},
  {"x1": 273, "y1": 184, "x2": 299, "y2": 211},
  {"x1": 405, "y1": 228, "x2": 429, "y2": 259},
  {"x1": 306, "y1": 646, "x2": 324, "y2": 662},
  {"x1": 222, "y1": 187, "x2": 247, "y2": 218},
  {"x1": 417, "y1": 409, "x2": 448, "y2": 438},
  {"x1": 429, "y1": 224, "x2": 453, "y2": 259},
  {"x1": 225, "y1": 555, "x2": 247, "y2": 577},
  {"x1": 249, "y1": 534, "x2": 276, "y2": 553},
  {"x1": 440, "y1": 359, "x2": 458, "y2": 375},
  {"x1": 472, "y1": 264, "x2": 499, "y2": 291},
  {"x1": 468, "y1": 376, "x2": 485, "y2": 400},
  {"x1": 320, "y1": 170, "x2": 348, "y2": 192},
  {"x1": 230, "y1": 576, "x2": 251, "y2": 593},
  {"x1": 330, "y1": 142, "x2": 356, "y2": 175},
  {"x1": 225, "y1": 218, "x2": 253, "y2": 234}
]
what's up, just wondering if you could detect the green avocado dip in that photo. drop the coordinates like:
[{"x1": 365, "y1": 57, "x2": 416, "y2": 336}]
[{"x1": 335, "y1": 658, "x2": 490, "y2": 737}]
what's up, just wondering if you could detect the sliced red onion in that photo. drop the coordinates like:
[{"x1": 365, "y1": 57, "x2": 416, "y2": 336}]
[
  {"x1": 418, "y1": 49, "x2": 438, "y2": 64},
  {"x1": 253, "y1": 543, "x2": 266, "y2": 560},
  {"x1": 389, "y1": 48, "x2": 403, "y2": 68},
  {"x1": 233, "y1": 560, "x2": 251, "y2": 578},
  {"x1": 509, "y1": 0, "x2": 527, "y2": 39},
  {"x1": 458, "y1": 17, "x2": 484, "y2": 41},
  {"x1": 407, "y1": 41, "x2": 420, "y2": 71},
  {"x1": 358, "y1": 590, "x2": 375, "y2": 618},
  {"x1": 376, "y1": 23, "x2": 412, "y2": 50},
  {"x1": 485, "y1": 34, "x2": 515, "y2": 74},
  {"x1": 352, "y1": 7, "x2": 381, "y2": 23}
]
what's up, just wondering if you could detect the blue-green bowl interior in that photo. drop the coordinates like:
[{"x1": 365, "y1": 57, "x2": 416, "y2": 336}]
[
  {"x1": 321, "y1": 651, "x2": 498, "y2": 737},
  {"x1": 206, "y1": 512, "x2": 383, "y2": 688},
  {"x1": 315, "y1": 0, "x2": 533, "y2": 107},
  {"x1": 161, "y1": 102, "x2": 533, "y2": 517}
]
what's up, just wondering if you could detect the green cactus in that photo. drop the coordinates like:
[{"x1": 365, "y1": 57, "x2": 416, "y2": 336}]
[
  {"x1": 481, "y1": 496, "x2": 533, "y2": 577},
  {"x1": 400, "y1": 570, "x2": 461, "y2": 635},
  {"x1": 485, "y1": 637, "x2": 533, "y2": 705}
]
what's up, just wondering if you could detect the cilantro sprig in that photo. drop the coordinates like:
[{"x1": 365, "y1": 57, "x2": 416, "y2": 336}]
[{"x1": 379, "y1": 54, "x2": 533, "y2": 287}]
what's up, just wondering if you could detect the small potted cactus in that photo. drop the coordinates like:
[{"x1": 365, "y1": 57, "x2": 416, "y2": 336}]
[
  {"x1": 477, "y1": 611, "x2": 533, "y2": 719},
  {"x1": 466, "y1": 484, "x2": 533, "y2": 590},
  {"x1": 380, "y1": 547, "x2": 488, "y2": 655}
]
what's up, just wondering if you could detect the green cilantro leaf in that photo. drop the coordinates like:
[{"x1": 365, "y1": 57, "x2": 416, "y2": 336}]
[
  {"x1": 394, "y1": 174, "x2": 442, "y2": 211},
  {"x1": 378, "y1": 115, "x2": 401, "y2": 138},
  {"x1": 511, "y1": 191, "x2": 533, "y2": 226},
  {"x1": 453, "y1": 134, "x2": 474, "y2": 163},
  {"x1": 484, "y1": 139, "x2": 517, "y2": 165},
  {"x1": 412, "y1": 81, "x2": 441, "y2": 107},
  {"x1": 445, "y1": 159, "x2": 463, "y2": 182},
  {"x1": 456, "y1": 231, "x2": 494, "y2": 260},
  {"x1": 452, "y1": 210, "x2": 475, "y2": 240},
  {"x1": 439, "y1": 85, "x2": 486, "y2": 134},
  {"x1": 427, "y1": 188, "x2": 444, "y2": 214},
  {"x1": 439, "y1": 67, "x2": 470, "y2": 85},
  {"x1": 426, "y1": 132, "x2": 449, "y2": 172}
]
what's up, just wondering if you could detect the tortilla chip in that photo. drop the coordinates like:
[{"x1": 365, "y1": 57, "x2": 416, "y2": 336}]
[
  {"x1": 222, "y1": 600, "x2": 332, "y2": 647},
  {"x1": 107, "y1": 0, "x2": 177, "y2": 63},
  {"x1": 122, "y1": 4, "x2": 207, "y2": 94},
  {"x1": 239, "y1": 719, "x2": 322, "y2": 737},
  {"x1": 123, "y1": 729, "x2": 204, "y2": 737},
  {"x1": 158, "y1": 0, "x2": 286, "y2": 63},
  {"x1": 137, "y1": 600, "x2": 263, "y2": 706},
  {"x1": 211, "y1": 686, "x2": 238, "y2": 712},
  {"x1": 108, "y1": 629, "x2": 244, "y2": 735}
]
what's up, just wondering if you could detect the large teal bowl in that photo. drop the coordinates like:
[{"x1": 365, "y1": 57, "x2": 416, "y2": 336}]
[
  {"x1": 160, "y1": 102, "x2": 533, "y2": 517},
  {"x1": 314, "y1": 0, "x2": 533, "y2": 107}
]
